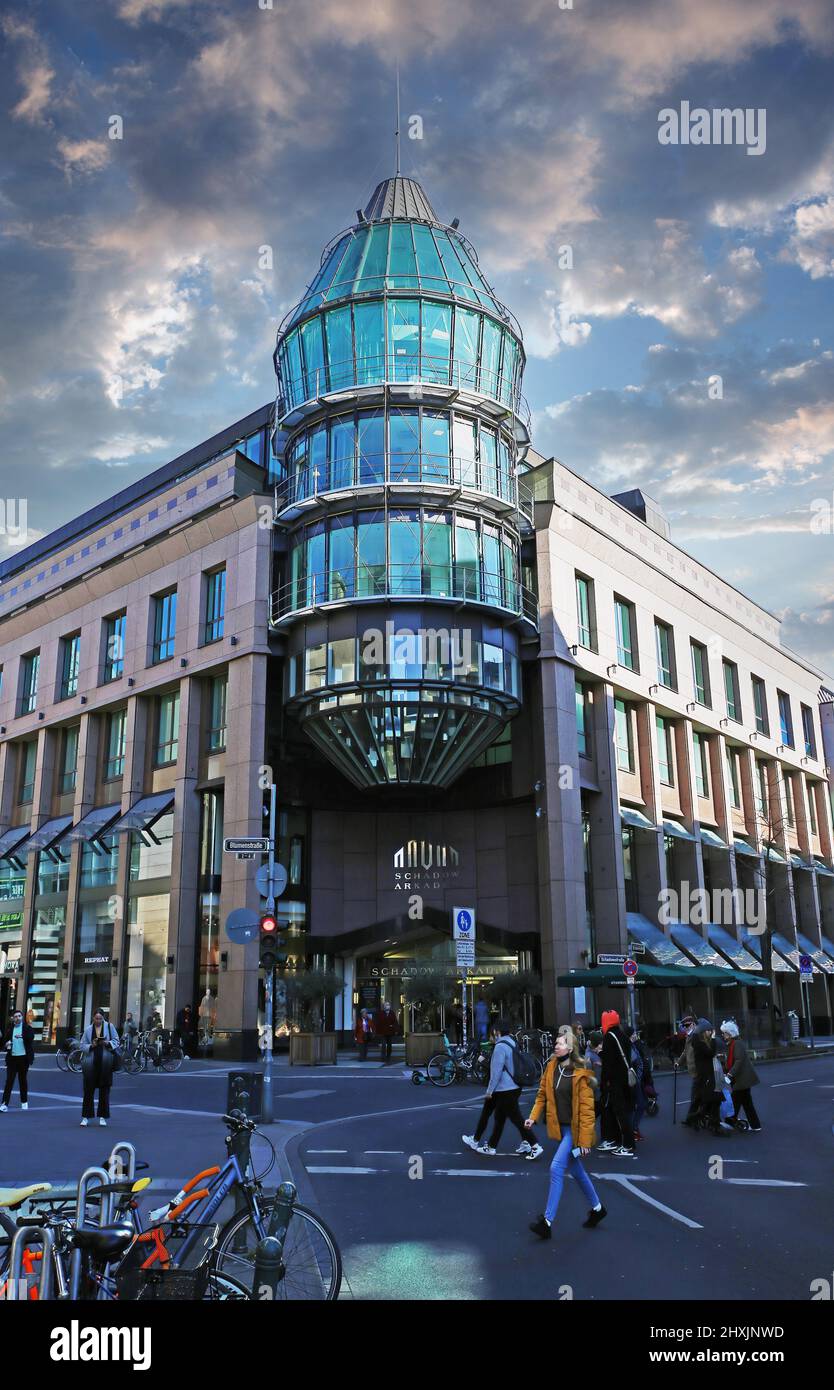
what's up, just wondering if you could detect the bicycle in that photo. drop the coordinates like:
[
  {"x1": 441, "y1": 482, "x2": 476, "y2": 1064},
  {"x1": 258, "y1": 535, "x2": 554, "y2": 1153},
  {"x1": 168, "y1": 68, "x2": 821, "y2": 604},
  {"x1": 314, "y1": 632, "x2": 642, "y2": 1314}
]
[
  {"x1": 55, "y1": 1037, "x2": 84, "y2": 1073},
  {"x1": 425, "y1": 1034, "x2": 492, "y2": 1087},
  {"x1": 124, "y1": 1029, "x2": 184, "y2": 1074}
]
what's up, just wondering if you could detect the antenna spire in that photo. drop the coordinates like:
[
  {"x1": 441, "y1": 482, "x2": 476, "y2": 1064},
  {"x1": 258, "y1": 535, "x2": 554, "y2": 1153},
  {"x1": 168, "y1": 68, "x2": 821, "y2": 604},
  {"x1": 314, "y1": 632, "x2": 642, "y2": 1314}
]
[{"x1": 394, "y1": 63, "x2": 400, "y2": 176}]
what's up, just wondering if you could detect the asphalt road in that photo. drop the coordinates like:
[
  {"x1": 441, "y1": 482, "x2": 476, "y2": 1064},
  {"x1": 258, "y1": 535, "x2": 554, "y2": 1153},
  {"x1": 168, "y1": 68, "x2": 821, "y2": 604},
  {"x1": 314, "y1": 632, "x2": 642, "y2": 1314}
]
[{"x1": 1, "y1": 1051, "x2": 832, "y2": 1302}]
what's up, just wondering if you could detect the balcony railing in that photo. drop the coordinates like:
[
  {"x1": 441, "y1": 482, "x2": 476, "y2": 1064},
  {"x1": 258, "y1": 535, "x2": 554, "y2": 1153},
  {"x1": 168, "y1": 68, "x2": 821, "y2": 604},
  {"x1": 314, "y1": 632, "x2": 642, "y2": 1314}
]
[
  {"x1": 270, "y1": 563, "x2": 539, "y2": 627},
  {"x1": 274, "y1": 451, "x2": 533, "y2": 524},
  {"x1": 276, "y1": 352, "x2": 531, "y2": 432}
]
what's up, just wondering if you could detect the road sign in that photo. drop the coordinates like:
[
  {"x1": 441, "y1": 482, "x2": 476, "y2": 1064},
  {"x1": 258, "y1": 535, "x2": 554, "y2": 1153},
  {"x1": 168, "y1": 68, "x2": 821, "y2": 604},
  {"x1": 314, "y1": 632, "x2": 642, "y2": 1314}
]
[
  {"x1": 799, "y1": 953, "x2": 814, "y2": 982},
  {"x1": 225, "y1": 907, "x2": 260, "y2": 944},
  {"x1": 236, "y1": 852, "x2": 255, "y2": 862},
  {"x1": 456, "y1": 941, "x2": 476, "y2": 968},
  {"x1": 597, "y1": 953, "x2": 626, "y2": 964},
  {"x1": 452, "y1": 907, "x2": 476, "y2": 940},
  {"x1": 224, "y1": 837, "x2": 272, "y2": 854},
  {"x1": 623, "y1": 958, "x2": 639, "y2": 978},
  {"x1": 629, "y1": 942, "x2": 646, "y2": 956},
  {"x1": 256, "y1": 862, "x2": 288, "y2": 901}
]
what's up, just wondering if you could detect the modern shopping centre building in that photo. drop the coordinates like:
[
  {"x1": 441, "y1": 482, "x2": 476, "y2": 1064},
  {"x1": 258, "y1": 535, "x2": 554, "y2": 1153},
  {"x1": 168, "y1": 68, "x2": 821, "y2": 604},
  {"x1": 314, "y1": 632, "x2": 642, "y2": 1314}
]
[{"x1": 1, "y1": 173, "x2": 833, "y2": 1058}]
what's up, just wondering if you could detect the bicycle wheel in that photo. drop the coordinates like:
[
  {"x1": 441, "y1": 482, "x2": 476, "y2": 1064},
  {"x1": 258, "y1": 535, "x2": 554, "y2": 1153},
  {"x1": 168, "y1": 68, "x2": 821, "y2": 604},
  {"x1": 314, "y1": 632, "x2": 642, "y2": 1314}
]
[
  {"x1": 122, "y1": 1052, "x2": 142, "y2": 1076},
  {"x1": 215, "y1": 1201, "x2": 341, "y2": 1301},
  {"x1": 56, "y1": 1051, "x2": 69, "y2": 1073},
  {"x1": 426, "y1": 1053, "x2": 456, "y2": 1087},
  {"x1": 68, "y1": 1048, "x2": 84, "y2": 1073},
  {"x1": 205, "y1": 1270, "x2": 251, "y2": 1301},
  {"x1": 161, "y1": 1044, "x2": 184, "y2": 1073}
]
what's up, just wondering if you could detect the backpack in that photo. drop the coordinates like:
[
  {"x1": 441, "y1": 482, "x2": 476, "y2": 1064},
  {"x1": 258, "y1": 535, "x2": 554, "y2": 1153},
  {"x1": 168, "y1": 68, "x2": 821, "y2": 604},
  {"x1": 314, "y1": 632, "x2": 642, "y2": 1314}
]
[{"x1": 502, "y1": 1037, "x2": 539, "y2": 1089}]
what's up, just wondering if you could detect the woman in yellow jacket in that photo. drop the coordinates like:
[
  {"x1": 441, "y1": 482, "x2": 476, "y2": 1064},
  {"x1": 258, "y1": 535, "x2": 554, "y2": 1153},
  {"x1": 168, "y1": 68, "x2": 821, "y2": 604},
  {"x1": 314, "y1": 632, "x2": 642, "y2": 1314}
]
[{"x1": 525, "y1": 1027, "x2": 607, "y2": 1239}]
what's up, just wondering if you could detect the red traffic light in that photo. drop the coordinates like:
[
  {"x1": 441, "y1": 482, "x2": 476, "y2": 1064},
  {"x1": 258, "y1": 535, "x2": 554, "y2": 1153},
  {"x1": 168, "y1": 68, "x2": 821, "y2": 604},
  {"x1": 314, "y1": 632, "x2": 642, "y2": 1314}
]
[{"x1": 260, "y1": 915, "x2": 278, "y2": 934}]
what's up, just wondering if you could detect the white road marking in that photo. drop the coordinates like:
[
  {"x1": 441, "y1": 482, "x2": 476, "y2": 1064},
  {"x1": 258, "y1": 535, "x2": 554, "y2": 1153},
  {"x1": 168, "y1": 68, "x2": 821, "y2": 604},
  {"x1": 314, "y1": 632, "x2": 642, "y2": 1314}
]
[
  {"x1": 770, "y1": 1079, "x2": 814, "y2": 1088},
  {"x1": 721, "y1": 1159, "x2": 759, "y2": 1164},
  {"x1": 365, "y1": 1150, "x2": 404, "y2": 1154},
  {"x1": 308, "y1": 1149, "x2": 347, "y2": 1154},
  {"x1": 724, "y1": 1178, "x2": 807, "y2": 1187},
  {"x1": 306, "y1": 1166, "x2": 381, "y2": 1175},
  {"x1": 432, "y1": 1170, "x2": 519, "y2": 1178},
  {"x1": 592, "y1": 1173, "x2": 703, "y2": 1229}
]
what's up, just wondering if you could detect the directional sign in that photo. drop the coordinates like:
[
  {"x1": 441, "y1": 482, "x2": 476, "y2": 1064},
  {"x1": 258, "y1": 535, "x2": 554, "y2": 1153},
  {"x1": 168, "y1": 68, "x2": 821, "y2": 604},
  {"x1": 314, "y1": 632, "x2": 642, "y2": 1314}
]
[
  {"x1": 225, "y1": 907, "x2": 260, "y2": 945},
  {"x1": 224, "y1": 837, "x2": 272, "y2": 855},
  {"x1": 623, "y1": 958, "x2": 639, "y2": 978},
  {"x1": 452, "y1": 907, "x2": 476, "y2": 941},
  {"x1": 236, "y1": 852, "x2": 255, "y2": 862},
  {"x1": 598, "y1": 953, "x2": 627, "y2": 965},
  {"x1": 256, "y1": 862, "x2": 288, "y2": 901}
]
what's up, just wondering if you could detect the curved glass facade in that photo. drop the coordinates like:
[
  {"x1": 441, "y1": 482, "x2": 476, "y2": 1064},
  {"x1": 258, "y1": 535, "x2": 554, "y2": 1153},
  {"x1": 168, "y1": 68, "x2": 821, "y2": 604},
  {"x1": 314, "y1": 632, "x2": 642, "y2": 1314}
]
[
  {"x1": 279, "y1": 405, "x2": 515, "y2": 506},
  {"x1": 277, "y1": 296, "x2": 522, "y2": 414},
  {"x1": 285, "y1": 220, "x2": 513, "y2": 328},
  {"x1": 271, "y1": 175, "x2": 534, "y2": 788},
  {"x1": 277, "y1": 508, "x2": 522, "y2": 619}
]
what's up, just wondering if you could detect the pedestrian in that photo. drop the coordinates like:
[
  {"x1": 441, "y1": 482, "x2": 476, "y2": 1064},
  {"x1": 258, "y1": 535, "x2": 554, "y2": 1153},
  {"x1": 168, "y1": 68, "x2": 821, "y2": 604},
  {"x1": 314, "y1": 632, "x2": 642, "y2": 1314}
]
[
  {"x1": 688, "y1": 1019, "x2": 732, "y2": 1136},
  {"x1": 627, "y1": 1023, "x2": 646, "y2": 1141},
  {"x1": 571, "y1": 1019, "x2": 587, "y2": 1053},
  {"x1": 583, "y1": 1028, "x2": 603, "y2": 1075},
  {"x1": 0, "y1": 1008, "x2": 35, "y2": 1112},
  {"x1": 474, "y1": 994, "x2": 490, "y2": 1042},
  {"x1": 355, "y1": 1008, "x2": 374, "y2": 1061},
  {"x1": 79, "y1": 1010, "x2": 121, "y2": 1127},
  {"x1": 526, "y1": 1026, "x2": 606, "y2": 1238},
  {"x1": 677, "y1": 1012, "x2": 700, "y2": 1124},
  {"x1": 462, "y1": 1019, "x2": 543, "y2": 1158},
  {"x1": 175, "y1": 1003, "x2": 195, "y2": 1056},
  {"x1": 597, "y1": 1009, "x2": 636, "y2": 1157},
  {"x1": 720, "y1": 1020, "x2": 762, "y2": 1131},
  {"x1": 374, "y1": 1000, "x2": 399, "y2": 1063}
]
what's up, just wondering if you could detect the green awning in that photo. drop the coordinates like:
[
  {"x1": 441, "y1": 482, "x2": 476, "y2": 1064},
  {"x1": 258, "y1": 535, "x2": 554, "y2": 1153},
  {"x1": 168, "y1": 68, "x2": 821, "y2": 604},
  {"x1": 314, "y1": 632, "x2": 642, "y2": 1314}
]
[{"x1": 557, "y1": 962, "x2": 695, "y2": 988}]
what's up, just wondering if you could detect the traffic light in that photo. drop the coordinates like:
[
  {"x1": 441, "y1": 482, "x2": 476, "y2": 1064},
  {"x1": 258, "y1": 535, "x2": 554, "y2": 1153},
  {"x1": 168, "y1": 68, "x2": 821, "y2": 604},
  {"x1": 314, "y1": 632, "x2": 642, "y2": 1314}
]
[{"x1": 259, "y1": 914, "x2": 287, "y2": 970}]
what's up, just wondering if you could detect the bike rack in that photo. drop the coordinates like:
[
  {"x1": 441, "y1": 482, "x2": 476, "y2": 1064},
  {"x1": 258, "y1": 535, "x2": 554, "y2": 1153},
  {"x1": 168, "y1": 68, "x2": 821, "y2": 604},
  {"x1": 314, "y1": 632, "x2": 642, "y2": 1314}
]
[
  {"x1": 68, "y1": 1166, "x2": 110, "y2": 1300},
  {"x1": 108, "y1": 1142, "x2": 137, "y2": 1185},
  {"x1": 9, "y1": 1224, "x2": 56, "y2": 1300}
]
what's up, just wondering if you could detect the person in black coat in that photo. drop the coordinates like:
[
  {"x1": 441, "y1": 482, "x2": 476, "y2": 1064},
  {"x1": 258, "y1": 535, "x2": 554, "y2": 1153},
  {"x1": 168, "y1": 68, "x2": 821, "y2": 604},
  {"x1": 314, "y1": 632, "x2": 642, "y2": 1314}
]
[
  {"x1": 1, "y1": 1009, "x2": 35, "y2": 1111},
  {"x1": 79, "y1": 1012, "x2": 121, "y2": 1127},
  {"x1": 686, "y1": 1019, "x2": 729, "y2": 1136},
  {"x1": 598, "y1": 1009, "x2": 635, "y2": 1155}
]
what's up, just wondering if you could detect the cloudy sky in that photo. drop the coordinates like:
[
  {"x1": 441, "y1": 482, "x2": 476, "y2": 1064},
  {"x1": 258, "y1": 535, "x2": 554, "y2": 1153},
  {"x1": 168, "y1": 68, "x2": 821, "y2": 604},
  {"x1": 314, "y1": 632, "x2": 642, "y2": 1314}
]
[{"x1": 2, "y1": 0, "x2": 833, "y2": 673}]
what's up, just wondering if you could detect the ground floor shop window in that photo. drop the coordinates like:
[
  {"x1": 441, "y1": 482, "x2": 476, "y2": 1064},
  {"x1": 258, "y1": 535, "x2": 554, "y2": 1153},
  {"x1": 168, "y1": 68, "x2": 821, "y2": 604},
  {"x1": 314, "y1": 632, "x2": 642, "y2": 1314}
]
[
  {"x1": 69, "y1": 901, "x2": 115, "y2": 1033},
  {"x1": 123, "y1": 893, "x2": 170, "y2": 1030},
  {"x1": 29, "y1": 907, "x2": 67, "y2": 1045}
]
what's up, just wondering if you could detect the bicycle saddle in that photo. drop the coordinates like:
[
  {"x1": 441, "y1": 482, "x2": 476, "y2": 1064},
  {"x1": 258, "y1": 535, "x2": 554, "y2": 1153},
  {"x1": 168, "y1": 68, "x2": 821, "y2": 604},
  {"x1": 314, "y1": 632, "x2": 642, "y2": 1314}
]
[
  {"x1": 72, "y1": 1223, "x2": 135, "y2": 1257},
  {"x1": 0, "y1": 1183, "x2": 52, "y2": 1209}
]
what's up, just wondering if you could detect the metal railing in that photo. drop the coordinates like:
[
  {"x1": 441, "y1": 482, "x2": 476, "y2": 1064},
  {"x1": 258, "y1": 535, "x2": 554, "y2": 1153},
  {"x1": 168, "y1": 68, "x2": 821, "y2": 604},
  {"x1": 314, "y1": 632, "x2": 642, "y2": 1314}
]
[
  {"x1": 275, "y1": 353, "x2": 531, "y2": 431},
  {"x1": 274, "y1": 452, "x2": 533, "y2": 523},
  {"x1": 270, "y1": 563, "x2": 538, "y2": 626}
]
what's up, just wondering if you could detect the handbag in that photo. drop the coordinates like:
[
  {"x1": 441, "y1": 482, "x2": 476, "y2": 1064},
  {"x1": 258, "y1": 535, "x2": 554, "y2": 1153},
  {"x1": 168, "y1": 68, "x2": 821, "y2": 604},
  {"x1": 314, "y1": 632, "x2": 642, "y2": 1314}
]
[{"x1": 611, "y1": 1032, "x2": 638, "y2": 1089}]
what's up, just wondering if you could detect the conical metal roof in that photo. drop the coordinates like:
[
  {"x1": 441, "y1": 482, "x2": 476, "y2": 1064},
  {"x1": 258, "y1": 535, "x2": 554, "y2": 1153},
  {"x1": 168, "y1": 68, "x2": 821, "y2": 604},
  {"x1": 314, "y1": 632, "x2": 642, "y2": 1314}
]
[{"x1": 363, "y1": 176, "x2": 439, "y2": 224}]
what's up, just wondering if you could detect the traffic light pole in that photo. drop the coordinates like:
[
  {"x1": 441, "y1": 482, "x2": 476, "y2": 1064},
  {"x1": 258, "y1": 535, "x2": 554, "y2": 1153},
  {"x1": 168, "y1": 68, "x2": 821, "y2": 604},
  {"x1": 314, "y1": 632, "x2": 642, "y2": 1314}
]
[{"x1": 263, "y1": 782, "x2": 277, "y2": 1124}]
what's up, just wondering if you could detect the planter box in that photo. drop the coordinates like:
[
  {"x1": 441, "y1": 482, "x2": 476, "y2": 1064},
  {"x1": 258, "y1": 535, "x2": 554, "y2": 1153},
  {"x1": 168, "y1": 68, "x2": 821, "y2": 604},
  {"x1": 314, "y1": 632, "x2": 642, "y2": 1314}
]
[
  {"x1": 289, "y1": 1032, "x2": 338, "y2": 1066},
  {"x1": 405, "y1": 1032, "x2": 445, "y2": 1067}
]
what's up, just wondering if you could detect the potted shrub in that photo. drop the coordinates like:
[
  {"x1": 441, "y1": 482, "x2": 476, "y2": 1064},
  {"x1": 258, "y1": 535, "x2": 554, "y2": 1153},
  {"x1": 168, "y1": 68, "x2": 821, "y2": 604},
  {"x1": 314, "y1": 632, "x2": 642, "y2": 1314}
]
[
  {"x1": 485, "y1": 969, "x2": 543, "y2": 1030},
  {"x1": 285, "y1": 969, "x2": 343, "y2": 1066},
  {"x1": 403, "y1": 971, "x2": 456, "y2": 1066}
]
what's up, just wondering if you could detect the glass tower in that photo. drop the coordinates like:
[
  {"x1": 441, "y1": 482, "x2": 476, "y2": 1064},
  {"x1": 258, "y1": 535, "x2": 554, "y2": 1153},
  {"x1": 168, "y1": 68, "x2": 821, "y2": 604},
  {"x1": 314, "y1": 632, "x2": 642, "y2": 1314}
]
[{"x1": 270, "y1": 175, "x2": 537, "y2": 789}]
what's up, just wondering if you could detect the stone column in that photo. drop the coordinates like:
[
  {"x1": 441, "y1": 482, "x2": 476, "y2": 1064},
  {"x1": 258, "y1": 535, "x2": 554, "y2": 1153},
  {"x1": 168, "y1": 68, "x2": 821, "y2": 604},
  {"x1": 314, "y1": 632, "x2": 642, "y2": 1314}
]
[{"x1": 167, "y1": 676, "x2": 202, "y2": 1026}]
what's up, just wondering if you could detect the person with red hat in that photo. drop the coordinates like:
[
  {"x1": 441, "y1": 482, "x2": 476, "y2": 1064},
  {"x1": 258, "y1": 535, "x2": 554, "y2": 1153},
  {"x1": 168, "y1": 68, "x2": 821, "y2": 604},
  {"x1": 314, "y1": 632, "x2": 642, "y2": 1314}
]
[{"x1": 596, "y1": 1010, "x2": 636, "y2": 1157}]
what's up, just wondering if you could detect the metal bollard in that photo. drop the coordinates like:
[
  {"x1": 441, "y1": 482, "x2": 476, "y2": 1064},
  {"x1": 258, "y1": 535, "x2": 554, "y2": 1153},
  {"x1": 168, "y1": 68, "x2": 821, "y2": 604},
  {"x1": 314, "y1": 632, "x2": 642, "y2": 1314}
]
[
  {"x1": 68, "y1": 1166, "x2": 109, "y2": 1300},
  {"x1": 251, "y1": 1236, "x2": 284, "y2": 1301},
  {"x1": 8, "y1": 1225, "x2": 55, "y2": 1301}
]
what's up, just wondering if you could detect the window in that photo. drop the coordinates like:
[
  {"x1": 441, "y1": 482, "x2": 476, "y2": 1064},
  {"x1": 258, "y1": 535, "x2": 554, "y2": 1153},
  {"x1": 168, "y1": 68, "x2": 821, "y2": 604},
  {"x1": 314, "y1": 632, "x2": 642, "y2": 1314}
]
[
  {"x1": 614, "y1": 598, "x2": 637, "y2": 671},
  {"x1": 104, "y1": 710, "x2": 127, "y2": 780},
  {"x1": 59, "y1": 633, "x2": 81, "y2": 700},
  {"x1": 756, "y1": 762, "x2": 769, "y2": 820},
  {"x1": 576, "y1": 680, "x2": 590, "y2": 758},
  {"x1": 690, "y1": 641, "x2": 710, "y2": 706},
  {"x1": 575, "y1": 574, "x2": 596, "y2": 650},
  {"x1": 723, "y1": 660, "x2": 741, "y2": 722},
  {"x1": 783, "y1": 771, "x2": 795, "y2": 827},
  {"x1": 801, "y1": 704, "x2": 817, "y2": 759},
  {"x1": 614, "y1": 698, "x2": 634, "y2": 773},
  {"x1": 204, "y1": 569, "x2": 226, "y2": 644},
  {"x1": 103, "y1": 613, "x2": 126, "y2": 683},
  {"x1": 152, "y1": 590, "x2": 177, "y2": 663},
  {"x1": 726, "y1": 746, "x2": 741, "y2": 809},
  {"x1": 656, "y1": 715, "x2": 674, "y2": 785},
  {"x1": 693, "y1": 731, "x2": 709, "y2": 798},
  {"x1": 751, "y1": 676, "x2": 768, "y2": 736},
  {"x1": 777, "y1": 691, "x2": 794, "y2": 748},
  {"x1": 622, "y1": 826, "x2": 638, "y2": 913},
  {"x1": 19, "y1": 741, "x2": 37, "y2": 804},
  {"x1": 20, "y1": 651, "x2": 40, "y2": 715},
  {"x1": 207, "y1": 676, "x2": 227, "y2": 753},
  {"x1": 59, "y1": 725, "x2": 79, "y2": 795},
  {"x1": 654, "y1": 620, "x2": 676, "y2": 689},
  {"x1": 807, "y1": 784, "x2": 818, "y2": 837},
  {"x1": 155, "y1": 691, "x2": 180, "y2": 766}
]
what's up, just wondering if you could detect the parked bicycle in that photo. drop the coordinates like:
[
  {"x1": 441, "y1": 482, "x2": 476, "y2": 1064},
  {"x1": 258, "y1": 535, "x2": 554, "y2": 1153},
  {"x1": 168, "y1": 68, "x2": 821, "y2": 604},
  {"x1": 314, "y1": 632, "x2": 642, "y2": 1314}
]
[
  {"x1": 425, "y1": 1034, "x2": 493, "y2": 1087},
  {"x1": 122, "y1": 1028, "x2": 184, "y2": 1074},
  {"x1": 55, "y1": 1037, "x2": 83, "y2": 1073}
]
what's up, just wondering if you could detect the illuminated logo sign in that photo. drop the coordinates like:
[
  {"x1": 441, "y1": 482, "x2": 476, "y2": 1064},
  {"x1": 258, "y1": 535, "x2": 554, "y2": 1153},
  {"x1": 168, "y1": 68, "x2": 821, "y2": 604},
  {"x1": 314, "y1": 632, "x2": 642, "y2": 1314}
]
[{"x1": 393, "y1": 839, "x2": 460, "y2": 892}]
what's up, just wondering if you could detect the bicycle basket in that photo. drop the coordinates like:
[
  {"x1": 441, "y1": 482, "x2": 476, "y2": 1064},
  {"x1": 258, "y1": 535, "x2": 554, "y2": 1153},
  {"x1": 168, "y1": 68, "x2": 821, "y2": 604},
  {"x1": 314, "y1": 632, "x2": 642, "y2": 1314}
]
[{"x1": 116, "y1": 1223, "x2": 218, "y2": 1302}]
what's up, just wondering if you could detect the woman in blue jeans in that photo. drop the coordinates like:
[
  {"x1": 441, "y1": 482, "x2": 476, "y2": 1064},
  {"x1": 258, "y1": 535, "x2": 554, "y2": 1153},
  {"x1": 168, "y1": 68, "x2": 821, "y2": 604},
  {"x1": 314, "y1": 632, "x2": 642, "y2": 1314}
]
[{"x1": 525, "y1": 1028, "x2": 606, "y2": 1238}]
